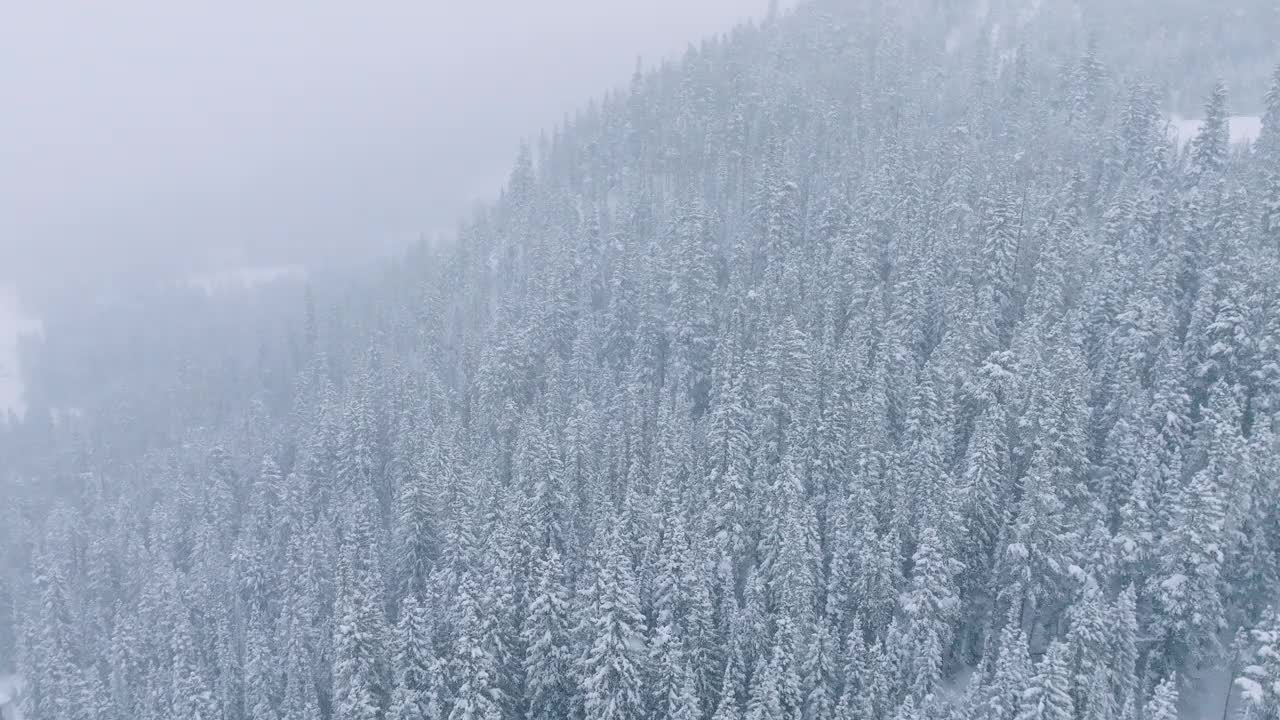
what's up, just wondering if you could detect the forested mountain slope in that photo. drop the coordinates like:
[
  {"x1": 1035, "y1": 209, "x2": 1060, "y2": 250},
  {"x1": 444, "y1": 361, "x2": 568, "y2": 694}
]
[{"x1": 3, "y1": 1, "x2": 1280, "y2": 719}]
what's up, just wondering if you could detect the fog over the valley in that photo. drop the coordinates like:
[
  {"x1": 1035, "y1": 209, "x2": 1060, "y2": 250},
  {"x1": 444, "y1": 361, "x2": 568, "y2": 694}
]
[{"x1": 1, "y1": 0, "x2": 785, "y2": 301}]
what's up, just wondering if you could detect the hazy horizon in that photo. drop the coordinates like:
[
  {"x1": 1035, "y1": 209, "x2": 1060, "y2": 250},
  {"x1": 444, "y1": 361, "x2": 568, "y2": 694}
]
[{"x1": 1, "y1": 0, "x2": 785, "y2": 305}]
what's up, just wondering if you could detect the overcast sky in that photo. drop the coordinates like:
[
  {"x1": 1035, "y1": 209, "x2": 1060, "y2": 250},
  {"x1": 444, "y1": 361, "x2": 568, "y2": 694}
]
[{"x1": 1, "y1": 0, "x2": 782, "y2": 301}]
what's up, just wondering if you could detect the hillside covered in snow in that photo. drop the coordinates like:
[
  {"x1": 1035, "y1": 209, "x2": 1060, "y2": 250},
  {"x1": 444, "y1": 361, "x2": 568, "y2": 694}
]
[{"x1": 2, "y1": 1, "x2": 1279, "y2": 720}]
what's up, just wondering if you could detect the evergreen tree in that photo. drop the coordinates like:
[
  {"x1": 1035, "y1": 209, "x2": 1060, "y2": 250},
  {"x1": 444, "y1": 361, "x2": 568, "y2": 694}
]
[
  {"x1": 983, "y1": 615, "x2": 1032, "y2": 720},
  {"x1": 578, "y1": 521, "x2": 646, "y2": 720},
  {"x1": 1188, "y1": 81, "x2": 1230, "y2": 189},
  {"x1": 446, "y1": 563, "x2": 506, "y2": 720},
  {"x1": 1150, "y1": 440, "x2": 1227, "y2": 672},
  {"x1": 1143, "y1": 676, "x2": 1178, "y2": 720},
  {"x1": 1235, "y1": 606, "x2": 1280, "y2": 720},
  {"x1": 900, "y1": 528, "x2": 962, "y2": 701},
  {"x1": 172, "y1": 607, "x2": 222, "y2": 720},
  {"x1": 1017, "y1": 641, "x2": 1074, "y2": 720},
  {"x1": 333, "y1": 500, "x2": 391, "y2": 720},
  {"x1": 390, "y1": 595, "x2": 439, "y2": 720},
  {"x1": 523, "y1": 545, "x2": 573, "y2": 720}
]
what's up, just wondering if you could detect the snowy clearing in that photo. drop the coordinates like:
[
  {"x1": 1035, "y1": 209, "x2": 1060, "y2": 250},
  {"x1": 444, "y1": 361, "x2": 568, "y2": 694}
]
[{"x1": 1168, "y1": 115, "x2": 1263, "y2": 147}]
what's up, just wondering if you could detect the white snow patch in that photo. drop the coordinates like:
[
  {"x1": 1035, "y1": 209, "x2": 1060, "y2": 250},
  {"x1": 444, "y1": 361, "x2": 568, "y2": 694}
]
[
  {"x1": 51, "y1": 406, "x2": 85, "y2": 424},
  {"x1": 938, "y1": 664, "x2": 979, "y2": 704},
  {"x1": 1183, "y1": 659, "x2": 1240, "y2": 720},
  {"x1": 1168, "y1": 115, "x2": 1263, "y2": 147},
  {"x1": 0, "y1": 287, "x2": 42, "y2": 419},
  {"x1": 0, "y1": 673, "x2": 24, "y2": 720},
  {"x1": 188, "y1": 264, "x2": 308, "y2": 295},
  {"x1": 1236, "y1": 676, "x2": 1265, "y2": 704}
]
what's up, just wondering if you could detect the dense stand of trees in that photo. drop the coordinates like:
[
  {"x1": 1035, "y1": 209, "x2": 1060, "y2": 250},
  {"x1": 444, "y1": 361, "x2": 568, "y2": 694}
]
[{"x1": 3, "y1": 1, "x2": 1280, "y2": 719}]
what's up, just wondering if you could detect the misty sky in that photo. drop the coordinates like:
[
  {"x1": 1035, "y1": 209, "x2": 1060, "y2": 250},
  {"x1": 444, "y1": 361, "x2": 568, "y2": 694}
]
[{"x1": 1, "y1": 0, "x2": 782, "y2": 299}]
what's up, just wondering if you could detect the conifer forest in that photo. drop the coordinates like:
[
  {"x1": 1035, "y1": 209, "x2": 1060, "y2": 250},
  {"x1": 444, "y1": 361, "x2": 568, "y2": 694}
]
[{"x1": 3, "y1": 1, "x2": 1280, "y2": 719}]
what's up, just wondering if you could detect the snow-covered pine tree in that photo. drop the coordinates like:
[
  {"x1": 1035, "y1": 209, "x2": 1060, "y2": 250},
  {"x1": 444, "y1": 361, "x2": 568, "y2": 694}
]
[
  {"x1": 578, "y1": 519, "x2": 646, "y2": 720},
  {"x1": 1235, "y1": 606, "x2": 1280, "y2": 720},
  {"x1": 390, "y1": 595, "x2": 439, "y2": 720},
  {"x1": 1017, "y1": 641, "x2": 1074, "y2": 720}
]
